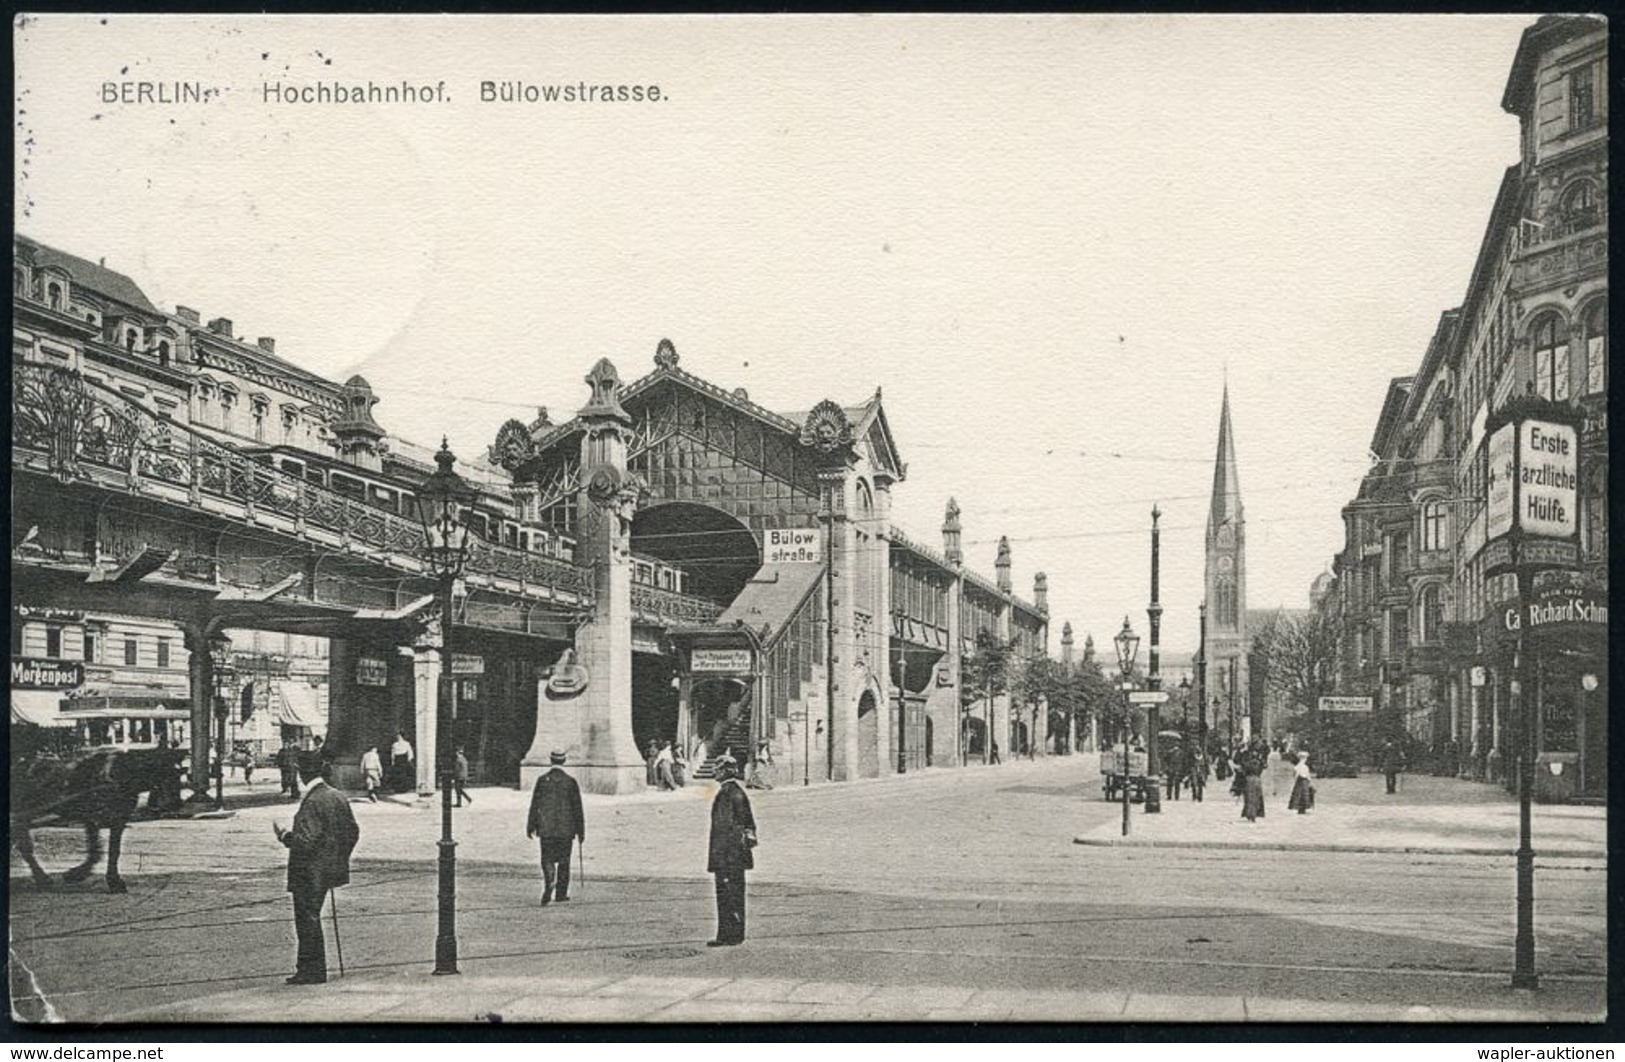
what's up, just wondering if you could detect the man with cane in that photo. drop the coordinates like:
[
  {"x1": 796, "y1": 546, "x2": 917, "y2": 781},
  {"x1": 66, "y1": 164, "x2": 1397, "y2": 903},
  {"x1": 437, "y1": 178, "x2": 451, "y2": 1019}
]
[
  {"x1": 273, "y1": 756, "x2": 360, "y2": 985},
  {"x1": 526, "y1": 748, "x2": 585, "y2": 905}
]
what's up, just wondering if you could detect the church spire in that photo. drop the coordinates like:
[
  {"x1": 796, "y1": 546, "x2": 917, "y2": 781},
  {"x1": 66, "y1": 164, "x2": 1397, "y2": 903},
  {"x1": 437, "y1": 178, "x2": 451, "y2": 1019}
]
[{"x1": 1208, "y1": 383, "x2": 1242, "y2": 532}]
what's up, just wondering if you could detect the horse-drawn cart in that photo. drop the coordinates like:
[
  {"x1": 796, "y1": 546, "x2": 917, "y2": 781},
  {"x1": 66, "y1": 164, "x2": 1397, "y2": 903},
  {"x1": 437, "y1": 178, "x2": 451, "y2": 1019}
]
[{"x1": 1099, "y1": 744, "x2": 1152, "y2": 802}]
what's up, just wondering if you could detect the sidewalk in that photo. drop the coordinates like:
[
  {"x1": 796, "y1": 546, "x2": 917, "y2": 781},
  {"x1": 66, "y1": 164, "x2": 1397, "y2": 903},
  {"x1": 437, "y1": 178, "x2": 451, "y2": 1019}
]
[
  {"x1": 107, "y1": 969, "x2": 1605, "y2": 1024},
  {"x1": 1073, "y1": 775, "x2": 1606, "y2": 858}
]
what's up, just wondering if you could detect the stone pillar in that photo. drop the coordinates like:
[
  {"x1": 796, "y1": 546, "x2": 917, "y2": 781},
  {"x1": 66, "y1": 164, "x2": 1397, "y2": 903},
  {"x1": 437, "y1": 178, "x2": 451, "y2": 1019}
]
[
  {"x1": 525, "y1": 358, "x2": 645, "y2": 794},
  {"x1": 825, "y1": 469, "x2": 859, "y2": 782},
  {"x1": 798, "y1": 400, "x2": 860, "y2": 782},
  {"x1": 182, "y1": 622, "x2": 217, "y2": 798},
  {"x1": 873, "y1": 473, "x2": 896, "y2": 774},
  {"x1": 676, "y1": 673, "x2": 693, "y2": 753},
  {"x1": 413, "y1": 629, "x2": 441, "y2": 796}
]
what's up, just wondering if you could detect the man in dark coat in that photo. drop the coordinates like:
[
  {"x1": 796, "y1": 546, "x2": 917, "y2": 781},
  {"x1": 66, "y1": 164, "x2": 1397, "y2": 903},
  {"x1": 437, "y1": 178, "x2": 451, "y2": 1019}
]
[
  {"x1": 526, "y1": 748, "x2": 585, "y2": 905},
  {"x1": 276, "y1": 743, "x2": 301, "y2": 800},
  {"x1": 707, "y1": 756, "x2": 757, "y2": 947},
  {"x1": 1381, "y1": 739, "x2": 1405, "y2": 795},
  {"x1": 274, "y1": 756, "x2": 360, "y2": 985}
]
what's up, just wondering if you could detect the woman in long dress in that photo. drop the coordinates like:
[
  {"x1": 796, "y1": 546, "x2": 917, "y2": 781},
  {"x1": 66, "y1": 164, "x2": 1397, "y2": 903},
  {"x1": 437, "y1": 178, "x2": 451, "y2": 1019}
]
[
  {"x1": 1287, "y1": 751, "x2": 1314, "y2": 814},
  {"x1": 1240, "y1": 742, "x2": 1267, "y2": 822}
]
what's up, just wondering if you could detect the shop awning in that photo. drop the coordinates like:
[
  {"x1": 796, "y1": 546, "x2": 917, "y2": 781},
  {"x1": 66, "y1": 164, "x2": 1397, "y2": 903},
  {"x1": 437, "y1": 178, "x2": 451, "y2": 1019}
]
[
  {"x1": 56, "y1": 704, "x2": 187, "y2": 720},
  {"x1": 275, "y1": 682, "x2": 325, "y2": 728},
  {"x1": 10, "y1": 690, "x2": 69, "y2": 727}
]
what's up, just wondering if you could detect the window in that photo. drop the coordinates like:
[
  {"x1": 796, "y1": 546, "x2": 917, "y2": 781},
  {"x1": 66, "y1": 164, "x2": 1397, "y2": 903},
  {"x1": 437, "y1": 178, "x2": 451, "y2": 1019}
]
[
  {"x1": 252, "y1": 405, "x2": 266, "y2": 441},
  {"x1": 1569, "y1": 64, "x2": 1597, "y2": 133},
  {"x1": 1562, "y1": 181, "x2": 1599, "y2": 228},
  {"x1": 1583, "y1": 302, "x2": 1606, "y2": 395},
  {"x1": 125, "y1": 330, "x2": 138, "y2": 352},
  {"x1": 1388, "y1": 532, "x2": 1410, "y2": 582},
  {"x1": 124, "y1": 637, "x2": 138, "y2": 666},
  {"x1": 1583, "y1": 465, "x2": 1608, "y2": 562},
  {"x1": 156, "y1": 340, "x2": 171, "y2": 367},
  {"x1": 156, "y1": 638, "x2": 170, "y2": 669},
  {"x1": 1215, "y1": 576, "x2": 1238, "y2": 628},
  {"x1": 47, "y1": 282, "x2": 62, "y2": 310},
  {"x1": 1532, "y1": 315, "x2": 1569, "y2": 401},
  {"x1": 1418, "y1": 586, "x2": 1444, "y2": 644},
  {"x1": 220, "y1": 390, "x2": 236, "y2": 434},
  {"x1": 45, "y1": 627, "x2": 61, "y2": 658},
  {"x1": 1420, "y1": 500, "x2": 1448, "y2": 552},
  {"x1": 1389, "y1": 609, "x2": 1409, "y2": 654},
  {"x1": 84, "y1": 632, "x2": 98, "y2": 663}
]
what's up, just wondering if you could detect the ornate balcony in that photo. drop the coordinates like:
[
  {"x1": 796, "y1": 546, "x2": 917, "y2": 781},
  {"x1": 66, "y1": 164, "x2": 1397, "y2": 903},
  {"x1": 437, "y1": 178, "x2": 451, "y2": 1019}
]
[{"x1": 12, "y1": 363, "x2": 593, "y2": 597}]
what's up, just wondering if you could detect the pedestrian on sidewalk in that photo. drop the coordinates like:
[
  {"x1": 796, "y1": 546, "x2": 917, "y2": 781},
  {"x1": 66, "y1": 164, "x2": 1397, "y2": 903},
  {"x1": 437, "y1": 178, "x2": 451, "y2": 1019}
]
[
  {"x1": 672, "y1": 742, "x2": 688, "y2": 788},
  {"x1": 655, "y1": 741, "x2": 677, "y2": 791},
  {"x1": 989, "y1": 740, "x2": 1002, "y2": 766},
  {"x1": 1164, "y1": 743, "x2": 1185, "y2": 801},
  {"x1": 526, "y1": 748, "x2": 585, "y2": 905},
  {"x1": 1381, "y1": 739, "x2": 1405, "y2": 795},
  {"x1": 707, "y1": 756, "x2": 757, "y2": 947},
  {"x1": 1239, "y1": 741, "x2": 1267, "y2": 823},
  {"x1": 360, "y1": 745, "x2": 383, "y2": 802},
  {"x1": 645, "y1": 739, "x2": 660, "y2": 787},
  {"x1": 1266, "y1": 742, "x2": 1284, "y2": 797},
  {"x1": 276, "y1": 742, "x2": 301, "y2": 800},
  {"x1": 273, "y1": 756, "x2": 360, "y2": 985},
  {"x1": 453, "y1": 746, "x2": 472, "y2": 807},
  {"x1": 1288, "y1": 751, "x2": 1314, "y2": 814},
  {"x1": 1188, "y1": 747, "x2": 1206, "y2": 802},
  {"x1": 389, "y1": 732, "x2": 414, "y2": 794}
]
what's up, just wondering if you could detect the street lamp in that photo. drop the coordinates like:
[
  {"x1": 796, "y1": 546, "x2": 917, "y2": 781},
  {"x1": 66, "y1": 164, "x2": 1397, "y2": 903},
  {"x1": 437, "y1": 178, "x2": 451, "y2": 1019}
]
[
  {"x1": 1113, "y1": 616, "x2": 1140, "y2": 837},
  {"x1": 412, "y1": 438, "x2": 477, "y2": 978},
  {"x1": 208, "y1": 632, "x2": 233, "y2": 811},
  {"x1": 1179, "y1": 674, "x2": 1191, "y2": 726}
]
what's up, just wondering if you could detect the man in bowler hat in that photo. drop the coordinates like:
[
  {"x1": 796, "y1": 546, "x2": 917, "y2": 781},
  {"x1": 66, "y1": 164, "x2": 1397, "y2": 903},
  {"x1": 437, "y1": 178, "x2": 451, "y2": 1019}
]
[
  {"x1": 274, "y1": 756, "x2": 360, "y2": 985},
  {"x1": 526, "y1": 748, "x2": 585, "y2": 904},
  {"x1": 707, "y1": 755, "x2": 757, "y2": 946}
]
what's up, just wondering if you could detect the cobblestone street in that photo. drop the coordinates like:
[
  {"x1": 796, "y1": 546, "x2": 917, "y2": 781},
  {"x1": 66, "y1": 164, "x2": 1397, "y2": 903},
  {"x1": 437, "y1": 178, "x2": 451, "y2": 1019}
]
[{"x1": 9, "y1": 758, "x2": 1607, "y2": 1023}]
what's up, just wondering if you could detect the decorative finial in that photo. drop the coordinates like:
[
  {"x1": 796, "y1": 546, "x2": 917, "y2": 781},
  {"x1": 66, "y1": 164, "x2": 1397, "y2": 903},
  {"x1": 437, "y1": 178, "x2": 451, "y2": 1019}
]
[
  {"x1": 654, "y1": 338, "x2": 679, "y2": 370},
  {"x1": 799, "y1": 399, "x2": 854, "y2": 454}
]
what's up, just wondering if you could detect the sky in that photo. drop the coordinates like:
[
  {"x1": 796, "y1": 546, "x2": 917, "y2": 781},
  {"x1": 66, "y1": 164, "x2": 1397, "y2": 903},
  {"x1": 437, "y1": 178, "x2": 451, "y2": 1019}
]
[{"x1": 14, "y1": 14, "x2": 1534, "y2": 657}]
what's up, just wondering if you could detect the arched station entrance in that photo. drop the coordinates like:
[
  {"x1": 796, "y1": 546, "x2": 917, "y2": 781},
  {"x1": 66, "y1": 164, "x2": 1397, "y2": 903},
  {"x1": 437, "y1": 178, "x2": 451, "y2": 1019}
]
[{"x1": 630, "y1": 502, "x2": 760, "y2": 604}]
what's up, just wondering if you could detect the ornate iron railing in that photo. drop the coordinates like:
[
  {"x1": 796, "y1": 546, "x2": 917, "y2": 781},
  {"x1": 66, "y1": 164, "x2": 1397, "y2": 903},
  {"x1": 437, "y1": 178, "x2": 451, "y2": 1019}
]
[
  {"x1": 12, "y1": 363, "x2": 592, "y2": 595},
  {"x1": 631, "y1": 581, "x2": 724, "y2": 626}
]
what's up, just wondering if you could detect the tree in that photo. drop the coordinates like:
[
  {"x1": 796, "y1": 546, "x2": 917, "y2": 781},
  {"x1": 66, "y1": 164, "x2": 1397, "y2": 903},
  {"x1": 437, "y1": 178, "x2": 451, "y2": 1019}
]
[
  {"x1": 960, "y1": 628, "x2": 1011, "y2": 763},
  {"x1": 1249, "y1": 610, "x2": 1342, "y2": 757}
]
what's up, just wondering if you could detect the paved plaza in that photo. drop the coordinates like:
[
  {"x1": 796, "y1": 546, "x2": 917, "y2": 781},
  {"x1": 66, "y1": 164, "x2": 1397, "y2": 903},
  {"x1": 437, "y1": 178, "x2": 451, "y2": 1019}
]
[{"x1": 8, "y1": 757, "x2": 1607, "y2": 1024}]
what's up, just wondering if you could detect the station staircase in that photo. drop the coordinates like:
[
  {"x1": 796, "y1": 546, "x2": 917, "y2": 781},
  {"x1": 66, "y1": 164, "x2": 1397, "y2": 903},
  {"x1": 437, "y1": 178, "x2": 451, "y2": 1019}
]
[{"x1": 692, "y1": 695, "x2": 754, "y2": 781}]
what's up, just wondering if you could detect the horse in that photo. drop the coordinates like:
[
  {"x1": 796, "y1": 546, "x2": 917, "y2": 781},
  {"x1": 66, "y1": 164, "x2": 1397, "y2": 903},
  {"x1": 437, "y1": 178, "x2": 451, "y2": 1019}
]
[{"x1": 10, "y1": 746, "x2": 186, "y2": 893}]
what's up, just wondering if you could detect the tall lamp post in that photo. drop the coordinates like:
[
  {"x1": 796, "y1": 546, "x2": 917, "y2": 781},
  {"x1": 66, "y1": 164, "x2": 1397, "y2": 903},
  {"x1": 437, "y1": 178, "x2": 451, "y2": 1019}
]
[
  {"x1": 1179, "y1": 675, "x2": 1191, "y2": 727},
  {"x1": 413, "y1": 439, "x2": 477, "y2": 978},
  {"x1": 209, "y1": 632, "x2": 233, "y2": 810},
  {"x1": 1196, "y1": 601, "x2": 1208, "y2": 755},
  {"x1": 1113, "y1": 617, "x2": 1140, "y2": 837}
]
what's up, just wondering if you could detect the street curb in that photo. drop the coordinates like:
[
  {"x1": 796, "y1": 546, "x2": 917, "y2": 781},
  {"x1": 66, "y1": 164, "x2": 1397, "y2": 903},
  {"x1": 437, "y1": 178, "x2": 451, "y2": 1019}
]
[{"x1": 1071, "y1": 836, "x2": 1607, "y2": 859}]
